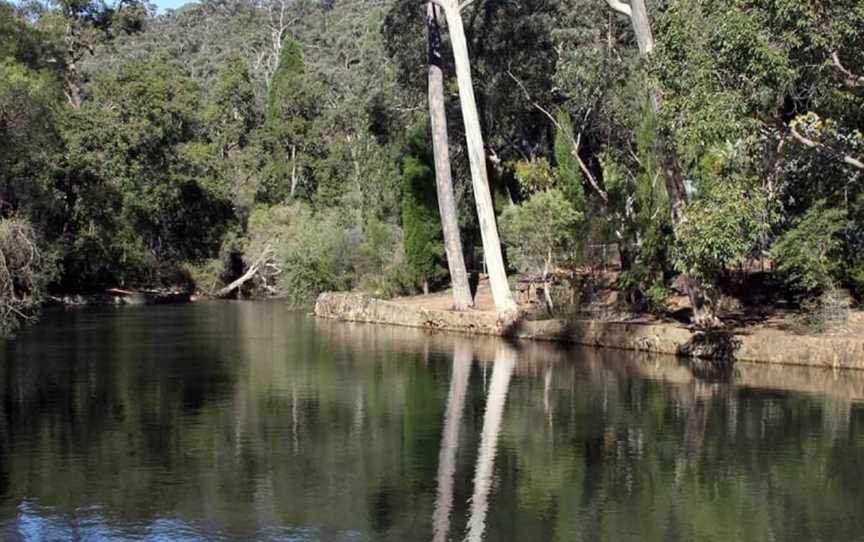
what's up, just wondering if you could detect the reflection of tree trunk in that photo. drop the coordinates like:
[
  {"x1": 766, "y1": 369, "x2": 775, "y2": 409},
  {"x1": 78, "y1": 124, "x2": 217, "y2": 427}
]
[
  {"x1": 438, "y1": 1, "x2": 516, "y2": 315},
  {"x1": 543, "y1": 367, "x2": 553, "y2": 428},
  {"x1": 465, "y1": 344, "x2": 516, "y2": 542},
  {"x1": 427, "y1": 3, "x2": 474, "y2": 311},
  {"x1": 432, "y1": 341, "x2": 472, "y2": 542}
]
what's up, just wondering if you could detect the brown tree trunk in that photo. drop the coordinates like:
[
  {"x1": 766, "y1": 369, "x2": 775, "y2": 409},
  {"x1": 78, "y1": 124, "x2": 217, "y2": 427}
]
[
  {"x1": 438, "y1": 0, "x2": 517, "y2": 316},
  {"x1": 427, "y1": 3, "x2": 474, "y2": 311}
]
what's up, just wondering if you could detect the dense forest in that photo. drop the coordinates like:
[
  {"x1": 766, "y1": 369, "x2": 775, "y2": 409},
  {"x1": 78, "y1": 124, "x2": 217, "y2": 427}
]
[{"x1": 0, "y1": 0, "x2": 862, "y2": 334}]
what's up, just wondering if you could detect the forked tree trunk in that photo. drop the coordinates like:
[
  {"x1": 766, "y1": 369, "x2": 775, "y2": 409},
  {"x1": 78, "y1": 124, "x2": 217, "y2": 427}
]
[
  {"x1": 437, "y1": 0, "x2": 517, "y2": 315},
  {"x1": 427, "y1": 3, "x2": 474, "y2": 311}
]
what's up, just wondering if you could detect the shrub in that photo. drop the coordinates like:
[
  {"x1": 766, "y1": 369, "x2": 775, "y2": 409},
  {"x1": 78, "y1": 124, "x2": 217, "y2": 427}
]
[
  {"x1": 793, "y1": 286, "x2": 849, "y2": 334},
  {"x1": 0, "y1": 218, "x2": 57, "y2": 337},
  {"x1": 500, "y1": 188, "x2": 582, "y2": 277},
  {"x1": 242, "y1": 203, "x2": 404, "y2": 306},
  {"x1": 770, "y1": 202, "x2": 846, "y2": 295}
]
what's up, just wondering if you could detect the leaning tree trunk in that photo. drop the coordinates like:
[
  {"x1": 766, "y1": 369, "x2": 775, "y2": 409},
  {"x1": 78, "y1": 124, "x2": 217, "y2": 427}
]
[
  {"x1": 427, "y1": 3, "x2": 474, "y2": 311},
  {"x1": 437, "y1": 0, "x2": 517, "y2": 315},
  {"x1": 606, "y1": 0, "x2": 717, "y2": 327}
]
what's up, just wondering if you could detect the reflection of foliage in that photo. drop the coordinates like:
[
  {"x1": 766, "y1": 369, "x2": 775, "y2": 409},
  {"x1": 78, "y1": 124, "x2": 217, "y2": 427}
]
[{"x1": 3, "y1": 308, "x2": 864, "y2": 539}]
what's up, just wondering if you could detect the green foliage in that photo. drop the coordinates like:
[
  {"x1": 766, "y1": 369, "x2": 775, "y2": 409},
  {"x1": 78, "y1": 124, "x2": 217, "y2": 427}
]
[
  {"x1": 2, "y1": 0, "x2": 864, "y2": 328},
  {"x1": 241, "y1": 202, "x2": 406, "y2": 306},
  {"x1": 500, "y1": 188, "x2": 582, "y2": 276},
  {"x1": 513, "y1": 157, "x2": 556, "y2": 195},
  {"x1": 57, "y1": 59, "x2": 236, "y2": 289},
  {"x1": 400, "y1": 119, "x2": 445, "y2": 291},
  {"x1": 674, "y1": 181, "x2": 763, "y2": 288},
  {"x1": 267, "y1": 39, "x2": 304, "y2": 119},
  {"x1": 771, "y1": 203, "x2": 846, "y2": 295},
  {"x1": 553, "y1": 111, "x2": 586, "y2": 211},
  {"x1": 205, "y1": 56, "x2": 259, "y2": 157}
]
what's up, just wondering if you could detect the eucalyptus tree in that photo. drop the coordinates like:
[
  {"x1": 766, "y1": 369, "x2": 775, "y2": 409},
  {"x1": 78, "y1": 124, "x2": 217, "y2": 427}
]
[
  {"x1": 426, "y1": 2, "x2": 473, "y2": 310},
  {"x1": 605, "y1": 0, "x2": 716, "y2": 325},
  {"x1": 433, "y1": 0, "x2": 516, "y2": 315}
]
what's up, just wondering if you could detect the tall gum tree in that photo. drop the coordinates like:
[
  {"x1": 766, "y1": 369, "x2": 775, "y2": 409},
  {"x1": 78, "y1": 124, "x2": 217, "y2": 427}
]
[
  {"x1": 426, "y1": 3, "x2": 473, "y2": 311},
  {"x1": 606, "y1": 0, "x2": 716, "y2": 327},
  {"x1": 433, "y1": 0, "x2": 517, "y2": 315}
]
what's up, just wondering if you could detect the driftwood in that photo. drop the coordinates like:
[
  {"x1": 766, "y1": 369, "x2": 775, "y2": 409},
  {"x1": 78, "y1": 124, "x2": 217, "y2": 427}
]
[{"x1": 216, "y1": 245, "x2": 275, "y2": 298}]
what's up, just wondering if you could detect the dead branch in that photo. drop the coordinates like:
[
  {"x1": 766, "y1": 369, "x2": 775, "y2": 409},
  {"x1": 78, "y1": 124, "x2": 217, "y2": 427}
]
[
  {"x1": 789, "y1": 124, "x2": 864, "y2": 171},
  {"x1": 605, "y1": 0, "x2": 632, "y2": 18},
  {"x1": 506, "y1": 70, "x2": 609, "y2": 202},
  {"x1": 831, "y1": 51, "x2": 864, "y2": 89}
]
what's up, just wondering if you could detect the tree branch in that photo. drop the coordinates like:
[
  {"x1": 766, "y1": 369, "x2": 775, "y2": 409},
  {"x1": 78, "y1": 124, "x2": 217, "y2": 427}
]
[
  {"x1": 831, "y1": 51, "x2": 864, "y2": 89},
  {"x1": 789, "y1": 124, "x2": 864, "y2": 171},
  {"x1": 605, "y1": 0, "x2": 632, "y2": 18},
  {"x1": 215, "y1": 245, "x2": 274, "y2": 298},
  {"x1": 506, "y1": 70, "x2": 609, "y2": 202}
]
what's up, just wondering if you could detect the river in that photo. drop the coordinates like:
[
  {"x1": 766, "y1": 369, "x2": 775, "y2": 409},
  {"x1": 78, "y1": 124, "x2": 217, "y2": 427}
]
[{"x1": 0, "y1": 301, "x2": 863, "y2": 541}]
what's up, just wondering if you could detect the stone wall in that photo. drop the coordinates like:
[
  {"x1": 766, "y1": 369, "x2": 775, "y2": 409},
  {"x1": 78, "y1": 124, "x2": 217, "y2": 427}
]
[{"x1": 314, "y1": 292, "x2": 864, "y2": 370}]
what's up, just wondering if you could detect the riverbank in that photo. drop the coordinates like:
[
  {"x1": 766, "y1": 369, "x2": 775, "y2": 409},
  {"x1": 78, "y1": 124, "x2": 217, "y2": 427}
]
[
  {"x1": 50, "y1": 288, "x2": 192, "y2": 306},
  {"x1": 314, "y1": 290, "x2": 864, "y2": 370}
]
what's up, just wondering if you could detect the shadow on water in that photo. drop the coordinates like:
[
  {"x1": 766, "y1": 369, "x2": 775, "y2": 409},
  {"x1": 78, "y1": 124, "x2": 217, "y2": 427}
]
[{"x1": 0, "y1": 303, "x2": 863, "y2": 541}]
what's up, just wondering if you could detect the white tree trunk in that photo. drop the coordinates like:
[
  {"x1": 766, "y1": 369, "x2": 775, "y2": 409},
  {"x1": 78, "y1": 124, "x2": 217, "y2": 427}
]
[
  {"x1": 427, "y1": 3, "x2": 474, "y2": 311},
  {"x1": 629, "y1": 0, "x2": 655, "y2": 55},
  {"x1": 431, "y1": 340, "x2": 472, "y2": 542},
  {"x1": 438, "y1": 1, "x2": 517, "y2": 315},
  {"x1": 465, "y1": 343, "x2": 516, "y2": 542},
  {"x1": 289, "y1": 144, "x2": 298, "y2": 197}
]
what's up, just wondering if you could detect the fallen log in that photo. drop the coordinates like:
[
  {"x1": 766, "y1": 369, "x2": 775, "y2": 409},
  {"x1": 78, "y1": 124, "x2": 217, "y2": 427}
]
[{"x1": 215, "y1": 245, "x2": 274, "y2": 298}]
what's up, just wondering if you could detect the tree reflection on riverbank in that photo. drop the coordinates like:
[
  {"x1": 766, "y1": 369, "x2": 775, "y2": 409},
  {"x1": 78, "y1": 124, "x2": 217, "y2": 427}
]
[{"x1": 0, "y1": 303, "x2": 862, "y2": 541}]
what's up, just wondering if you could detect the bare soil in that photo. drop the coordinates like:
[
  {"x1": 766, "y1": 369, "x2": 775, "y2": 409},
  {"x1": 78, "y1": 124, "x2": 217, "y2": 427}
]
[{"x1": 389, "y1": 275, "x2": 864, "y2": 339}]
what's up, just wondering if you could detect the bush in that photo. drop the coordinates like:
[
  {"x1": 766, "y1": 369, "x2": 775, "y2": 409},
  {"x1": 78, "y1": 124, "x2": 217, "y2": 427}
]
[
  {"x1": 674, "y1": 181, "x2": 762, "y2": 289},
  {"x1": 500, "y1": 188, "x2": 582, "y2": 276},
  {"x1": 770, "y1": 202, "x2": 845, "y2": 295},
  {"x1": 0, "y1": 218, "x2": 57, "y2": 337},
  {"x1": 242, "y1": 203, "x2": 405, "y2": 306},
  {"x1": 793, "y1": 286, "x2": 849, "y2": 334}
]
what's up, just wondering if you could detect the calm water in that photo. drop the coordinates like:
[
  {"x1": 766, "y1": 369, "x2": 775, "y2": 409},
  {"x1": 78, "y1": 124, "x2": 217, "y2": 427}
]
[{"x1": 1, "y1": 302, "x2": 863, "y2": 541}]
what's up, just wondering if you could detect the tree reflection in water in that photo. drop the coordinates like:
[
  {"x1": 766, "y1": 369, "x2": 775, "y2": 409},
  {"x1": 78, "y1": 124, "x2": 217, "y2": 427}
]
[
  {"x1": 431, "y1": 340, "x2": 472, "y2": 542},
  {"x1": 0, "y1": 304, "x2": 863, "y2": 541}
]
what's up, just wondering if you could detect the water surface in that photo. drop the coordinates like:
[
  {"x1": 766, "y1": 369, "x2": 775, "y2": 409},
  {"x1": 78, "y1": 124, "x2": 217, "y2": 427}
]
[{"x1": 1, "y1": 302, "x2": 863, "y2": 541}]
